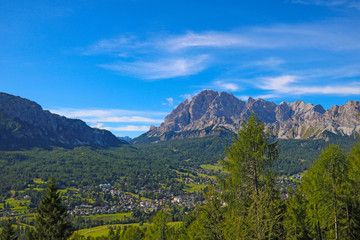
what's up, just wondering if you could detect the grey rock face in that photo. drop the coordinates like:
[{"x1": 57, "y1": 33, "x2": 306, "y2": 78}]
[
  {"x1": 142, "y1": 90, "x2": 360, "y2": 142},
  {"x1": 0, "y1": 92, "x2": 124, "y2": 148}
]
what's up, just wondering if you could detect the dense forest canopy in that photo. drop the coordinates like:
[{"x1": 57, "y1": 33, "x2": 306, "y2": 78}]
[{"x1": 1, "y1": 114, "x2": 360, "y2": 239}]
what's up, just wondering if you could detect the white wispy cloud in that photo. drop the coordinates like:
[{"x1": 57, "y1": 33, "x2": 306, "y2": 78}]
[
  {"x1": 213, "y1": 80, "x2": 240, "y2": 91},
  {"x1": 86, "y1": 116, "x2": 163, "y2": 124},
  {"x1": 100, "y1": 55, "x2": 209, "y2": 79},
  {"x1": 51, "y1": 108, "x2": 166, "y2": 118},
  {"x1": 160, "y1": 31, "x2": 277, "y2": 50},
  {"x1": 84, "y1": 37, "x2": 131, "y2": 55},
  {"x1": 237, "y1": 95, "x2": 251, "y2": 101},
  {"x1": 257, "y1": 75, "x2": 360, "y2": 96},
  {"x1": 159, "y1": 22, "x2": 360, "y2": 52},
  {"x1": 180, "y1": 94, "x2": 192, "y2": 100},
  {"x1": 50, "y1": 108, "x2": 165, "y2": 133},
  {"x1": 104, "y1": 125, "x2": 151, "y2": 132},
  {"x1": 91, "y1": 123, "x2": 105, "y2": 129},
  {"x1": 259, "y1": 75, "x2": 299, "y2": 92},
  {"x1": 83, "y1": 35, "x2": 149, "y2": 56},
  {"x1": 85, "y1": 19, "x2": 360, "y2": 57},
  {"x1": 292, "y1": 0, "x2": 360, "y2": 9},
  {"x1": 162, "y1": 97, "x2": 174, "y2": 106},
  {"x1": 84, "y1": 19, "x2": 360, "y2": 81},
  {"x1": 302, "y1": 64, "x2": 360, "y2": 79},
  {"x1": 163, "y1": 32, "x2": 255, "y2": 51},
  {"x1": 253, "y1": 57, "x2": 285, "y2": 67}
]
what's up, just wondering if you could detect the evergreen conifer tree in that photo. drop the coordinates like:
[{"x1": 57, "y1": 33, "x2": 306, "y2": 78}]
[
  {"x1": 0, "y1": 219, "x2": 17, "y2": 240},
  {"x1": 145, "y1": 210, "x2": 171, "y2": 240},
  {"x1": 33, "y1": 177, "x2": 73, "y2": 240},
  {"x1": 220, "y1": 112, "x2": 283, "y2": 239},
  {"x1": 302, "y1": 144, "x2": 353, "y2": 239}
]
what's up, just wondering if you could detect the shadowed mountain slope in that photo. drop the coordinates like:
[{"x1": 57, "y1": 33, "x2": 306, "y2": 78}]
[{"x1": 0, "y1": 92, "x2": 125, "y2": 149}]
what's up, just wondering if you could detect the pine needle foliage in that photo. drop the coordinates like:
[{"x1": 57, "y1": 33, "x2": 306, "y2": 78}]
[
  {"x1": 0, "y1": 219, "x2": 17, "y2": 240},
  {"x1": 219, "y1": 112, "x2": 283, "y2": 239},
  {"x1": 33, "y1": 177, "x2": 73, "y2": 240}
]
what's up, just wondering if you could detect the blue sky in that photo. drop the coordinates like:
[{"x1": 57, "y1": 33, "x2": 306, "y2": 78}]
[{"x1": 1, "y1": 0, "x2": 360, "y2": 137}]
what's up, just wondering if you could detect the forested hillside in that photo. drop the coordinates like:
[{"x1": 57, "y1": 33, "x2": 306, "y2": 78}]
[
  {"x1": 3, "y1": 113, "x2": 359, "y2": 239},
  {"x1": 0, "y1": 132, "x2": 358, "y2": 196}
]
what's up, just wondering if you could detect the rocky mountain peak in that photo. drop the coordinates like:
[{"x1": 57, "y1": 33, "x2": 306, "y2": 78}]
[
  {"x1": 346, "y1": 100, "x2": 360, "y2": 109},
  {"x1": 242, "y1": 98, "x2": 277, "y2": 123},
  {"x1": 247, "y1": 97, "x2": 256, "y2": 104},
  {"x1": 314, "y1": 104, "x2": 326, "y2": 114},
  {"x1": 0, "y1": 92, "x2": 125, "y2": 149},
  {"x1": 140, "y1": 90, "x2": 360, "y2": 143},
  {"x1": 188, "y1": 90, "x2": 219, "y2": 122},
  {"x1": 275, "y1": 101, "x2": 292, "y2": 121}
]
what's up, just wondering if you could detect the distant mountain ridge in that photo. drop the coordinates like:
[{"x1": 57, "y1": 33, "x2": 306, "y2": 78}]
[
  {"x1": 0, "y1": 92, "x2": 125, "y2": 149},
  {"x1": 118, "y1": 136, "x2": 132, "y2": 142},
  {"x1": 133, "y1": 90, "x2": 360, "y2": 143}
]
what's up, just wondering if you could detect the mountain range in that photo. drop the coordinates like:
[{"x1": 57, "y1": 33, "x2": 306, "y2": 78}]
[
  {"x1": 133, "y1": 90, "x2": 360, "y2": 143},
  {"x1": 0, "y1": 92, "x2": 125, "y2": 149},
  {"x1": 1, "y1": 91, "x2": 359, "y2": 149}
]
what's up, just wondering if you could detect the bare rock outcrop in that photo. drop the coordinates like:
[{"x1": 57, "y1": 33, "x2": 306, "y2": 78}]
[{"x1": 137, "y1": 90, "x2": 360, "y2": 143}]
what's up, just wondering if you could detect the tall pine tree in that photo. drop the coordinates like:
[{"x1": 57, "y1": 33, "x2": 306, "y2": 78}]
[
  {"x1": 145, "y1": 210, "x2": 171, "y2": 240},
  {"x1": 302, "y1": 145, "x2": 353, "y2": 239},
  {"x1": 0, "y1": 219, "x2": 17, "y2": 240},
  {"x1": 220, "y1": 112, "x2": 283, "y2": 239},
  {"x1": 33, "y1": 177, "x2": 72, "y2": 240}
]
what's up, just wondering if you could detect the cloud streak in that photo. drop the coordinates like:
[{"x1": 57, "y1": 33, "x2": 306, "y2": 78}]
[
  {"x1": 89, "y1": 22, "x2": 360, "y2": 55},
  {"x1": 292, "y1": 0, "x2": 360, "y2": 9},
  {"x1": 83, "y1": 18, "x2": 360, "y2": 101},
  {"x1": 104, "y1": 125, "x2": 150, "y2": 132},
  {"x1": 84, "y1": 18, "x2": 360, "y2": 81},
  {"x1": 213, "y1": 80, "x2": 241, "y2": 91},
  {"x1": 51, "y1": 108, "x2": 166, "y2": 118},
  {"x1": 163, "y1": 32, "x2": 256, "y2": 51},
  {"x1": 50, "y1": 108, "x2": 165, "y2": 133},
  {"x1": 252, "y1": 57, "x2": 285, "y2": 67},
  {"x1": 100, "y1": 55, "x2": 209, "y2": 79},
  {"x1": 257, "y1": 75, "x2": 360, "y2": 97},
  {"x1": 162, "y1": 97, "x2": 174, "y2": 106}
]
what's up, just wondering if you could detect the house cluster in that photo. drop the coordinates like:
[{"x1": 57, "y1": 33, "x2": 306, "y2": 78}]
[
  {"x1": 66, "y1": 180, "x2": 207, "y2": 217},
  {"x1": 67, "y1": 187, "x2": 139, "y2": 216},
  {"x1": 68, "y1": 204, "x2": 121, "y2": 216},
  {"x1": 276, "y1": 175, "x2": 302, "y2": 199},
  {"x1": 170, "y1": 195, "x2": 198, "y2": 208},
  {"x1": 0, "y1": 208, "x2": 19, "y2": 217},
  {"x1": 138, "y1": 194, "x2": 203, "y2": 213}
]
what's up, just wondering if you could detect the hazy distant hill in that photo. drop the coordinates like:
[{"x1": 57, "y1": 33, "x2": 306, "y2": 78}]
[
  {"x1": 133, "y1": 90, "x2": 360, "y2": 144},
  {"x1": 118, "y1": 136, "x2": 132, "y2": 142},
  {"x1": 0, "y1": 92, "x2": 125, "y2": 149}
]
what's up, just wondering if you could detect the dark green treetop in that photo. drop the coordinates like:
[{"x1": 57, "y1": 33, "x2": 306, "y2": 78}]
[
  {"x1": 33, "y1": 177, "x2": 73, "y2": 240},
  {"x1": 0, "y1": 219, "x2": 17, "y2": 240}
]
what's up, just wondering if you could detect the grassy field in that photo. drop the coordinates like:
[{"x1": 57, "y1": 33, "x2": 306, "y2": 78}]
[
  {"x1": 76, "y1": 225, "x2": 118, "y2": 238},
  {"x1": 25, "y1": 187, "x2": 45, "y2": 191},
  {"x1": 175, "y1": 169, "x2": 216, "y2": 180},
  {"x1": 200, "y1": 163, "x2": 223, "y2": 171},
  {"x1": 76, "y1": 223, "x2": 148, "y2": 237},
  {"x1": 174, "y1": 169, "x2": 195, "y2": 178},
  {"x1": 75, "y1": 222, "x2": 182, "y2": 238},
  {"x1": 4, "y1": 198, "x2": 30, "y2": 213},
  {"x1": 183, "y1": 183, "x2": 208, "y2": 193},
  {"x1": 82, "y1": 212, "x2": 132, "y2": 222},
  {"x1": 126, "y1": 192, "x2": 151, "y2": 201},
  {"x1": 33, "y1": 178, "x2": 46, "y2": 184},
  {"x1": 197, "y1": 172, "x2": 217, "y2": 179}
]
